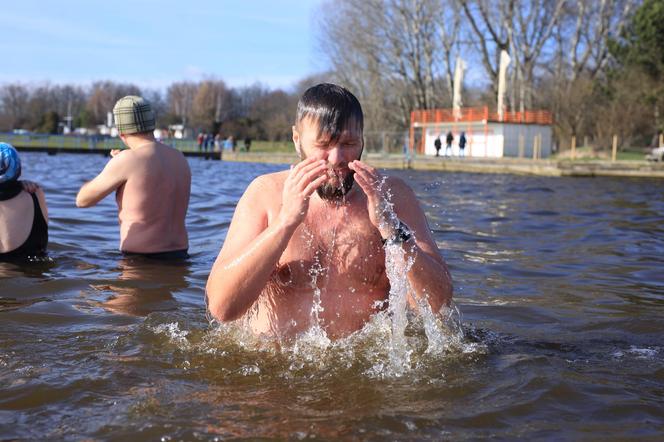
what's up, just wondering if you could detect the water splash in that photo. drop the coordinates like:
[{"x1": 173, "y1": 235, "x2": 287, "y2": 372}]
[
  {"x1": 151, "y1": 322, "x2": 191, "y2": 349},
  {"x1": 383, "y1": 240, "x2": 415, "y2": 375},
  {"x1": 204, "y1": 169, "x2": 471, "y2": 378},
  {"x1": 299, "y1": 167, "x2": 350, "y2": 345}
]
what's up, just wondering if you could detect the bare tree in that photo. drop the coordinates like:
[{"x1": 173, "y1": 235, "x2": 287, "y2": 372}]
[
  {"x1": 51, "y1": 84, "x2": 87, "y2": 128},
  {"x1": 191, "y1": 79, "x2": 230, "y2": 131},
  {"x1": 548, "y1": 0, "x2": 637, "y2": 146},
  {"x1": 0, "y1": 83, "x2": 30, "y2": 129},
  {"x1": 510, "y1": 0, "x2": 565, "y2": 111},
  {"x1": 142, "y1": 89, "x2": 167, "y2": 127},
  {"x1": 167, "y1": 82, "x2": 197, "y2": 128},
  {"x1": 440, "y1": 0, "x2": 463, "y2": 103},
  {"x1": 461, "y1": 0, "x2": 565, "y2": 112},
  {"x1": 460, "y1": 0, "x2": 514, "y2": 99},
  {"x1": 318, "y1": 0, "x2": 395, "y2": 130},
  {"x1": 561, "y1": 0, "x2": 636, "y2": 83},
  {"x1": 87, "y1": 81, "x2": 141, "y2": 126},
  {"x1": 318, "y1": 0, "x2": 460, "y2": 130},
  {"x1": 250, "y1": 90, "x2": 296, "y2": 141}
]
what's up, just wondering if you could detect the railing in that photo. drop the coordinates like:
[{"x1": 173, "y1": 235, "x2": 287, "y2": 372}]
[
  {"x1": 411, "y1": 106, "x2": 552, "y2": 125},
  {"x1": 486, "y1": 110, "x2": 552, "y2": 125},
  {"x1": 0, "y1": 133, "x2": 199, "y2": 151}
]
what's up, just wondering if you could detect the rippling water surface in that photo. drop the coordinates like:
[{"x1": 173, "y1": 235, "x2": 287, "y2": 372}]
[{"x1": 1, "y1": 152, "x2": 663, "y2": 440}]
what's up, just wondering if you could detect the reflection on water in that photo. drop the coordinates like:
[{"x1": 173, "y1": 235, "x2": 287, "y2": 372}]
[
  {"x1": 93, "y1": 256, "x2": 190, "y2": 316},
  {"x1": 0, "y1": 153, "x2": 663, "y2": 439}
]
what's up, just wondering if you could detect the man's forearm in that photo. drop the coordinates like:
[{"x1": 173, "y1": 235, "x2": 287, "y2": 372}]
[
  {"x1": 402, "y1": 242, "x2": 453, "y2": 313},
  {"x1": 206, "y1": 221, "x2": 296, "y2": 321}
]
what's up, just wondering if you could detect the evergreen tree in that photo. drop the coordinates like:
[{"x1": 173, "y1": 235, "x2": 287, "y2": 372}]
[{"x1": 610, "y1": 0, "x2": 664, "y2": 138}]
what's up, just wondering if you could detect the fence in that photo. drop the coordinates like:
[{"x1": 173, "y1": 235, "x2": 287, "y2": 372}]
[
  {"x1": 410, "y1": 107, "x2": 553, "y2": 126},
  {"x1": 1, "y1": 133, "x2": 204, "y2": 151},
  {"x1": 363, "y1": 131, "x2": 409, "y2": 154}
]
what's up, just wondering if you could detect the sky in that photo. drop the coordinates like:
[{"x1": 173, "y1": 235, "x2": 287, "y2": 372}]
[{"x1": 0, "y1": 0, "x2": 325, "y2": 91}]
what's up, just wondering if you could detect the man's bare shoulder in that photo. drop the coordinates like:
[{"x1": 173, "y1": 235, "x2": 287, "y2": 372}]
[
  {"x1": 251, "y1": 170, "x2": 288, "y2": 191},
  {"x1": 105, "y1": 148, "x2": 134, "y2": 170},
  {"x1": 128, "y1": 143, "x2": 189, "y2": 170},
  {"x1": 133, "y1": 141, "x2": 179, "y2": 157},
  {"x1": 384, "y1": 175, "x2": 412, "y2": 194},
  {"x1": 242, "y1": 170, "x2": 288, "y2": 203},
  {"x1": 381, "y1": 175, "x2": 419, "y2": 206},
  {"x1": 156, "y1": 141, "x2": 185, "y2": 155}
]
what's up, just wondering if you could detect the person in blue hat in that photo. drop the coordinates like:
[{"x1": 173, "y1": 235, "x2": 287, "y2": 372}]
[{"x1": 0, "y1": 143, "x2": 48, "y2": 259}]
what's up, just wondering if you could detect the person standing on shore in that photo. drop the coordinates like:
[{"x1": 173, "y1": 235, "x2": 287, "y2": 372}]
[
  {"x1": 214, "y1": 133, "x2": 222, "y2": 152},
  {"x1": 76, "y1": 96, "x2": 191, "y2": 259},
  {"x1": 197, "y1": 132, "x2": 204, "y2": 151},
  {"x1": 224, "y1": 136, "x2": 233, "y2": 152},
  {"x1": 445, "y1": 131, "x2": 454, "y2": 157},
  {"x1": 459, "y1": 132, "x2": 467, "y2": 158},
  {"x1": 205, "y1": 132, "x2": 214, "y2": 152},
  {"x1": 434, "y1": 136, "x2": 442, "y2": 157}
]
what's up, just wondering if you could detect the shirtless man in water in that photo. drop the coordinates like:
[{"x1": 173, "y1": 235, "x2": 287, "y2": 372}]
[
  {"x1": 206, "y1": 84, "x2": 452, "y2": 338},
  {"x1": 76, "y1": 96, "x2": 191, "y2": 258}
]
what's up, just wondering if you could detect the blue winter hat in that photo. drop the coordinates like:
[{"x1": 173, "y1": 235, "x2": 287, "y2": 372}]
[{"x1": 0, "y1": 143, "x2": 21, "y2": 183}]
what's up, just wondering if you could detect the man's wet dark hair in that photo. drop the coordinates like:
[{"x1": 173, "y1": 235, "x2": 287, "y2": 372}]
[{"x1": 295, "y1": 83, "x2": 364, "y2": 143}]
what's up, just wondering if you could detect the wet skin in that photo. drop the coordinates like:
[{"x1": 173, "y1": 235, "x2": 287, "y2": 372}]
[
  {"x1": 76, "y1": 135, "x2": 191, "y2": 254},
  {"x1": 206, "y1": 117, "x2": 452, "y2": 338}
]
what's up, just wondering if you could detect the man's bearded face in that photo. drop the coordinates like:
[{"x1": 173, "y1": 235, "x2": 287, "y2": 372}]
[
  {"x1": 315, "y1": 167, "x2": 357, "y2": 200},
  {"x1": 296, "y1": 118, "x2": 363, "y2": 201}
]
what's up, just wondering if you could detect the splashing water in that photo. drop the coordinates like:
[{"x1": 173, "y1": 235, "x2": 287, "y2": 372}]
[
  {"x1": 368, "y1": 176, "x2": 468, "y2": 375},
  {"x1": 208, "y1": 169, "x2": 471, "y2": 378},
  {"x1": 290, "y1": 167, "x2": 353, "y2": 349},
  {"x1": 375, "y1": 176, "x2": 417, "y2": 375},
  {"x1": 383, "y1": 240, "x2": 415, "y2": 375},
  {"x1": 298, "y1": 220, "x2": 334, "y2": 348}
]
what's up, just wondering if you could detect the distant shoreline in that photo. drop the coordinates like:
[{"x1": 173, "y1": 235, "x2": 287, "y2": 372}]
[{"x1": 14, "y1": 146, "x2": 664, "y2": 179}]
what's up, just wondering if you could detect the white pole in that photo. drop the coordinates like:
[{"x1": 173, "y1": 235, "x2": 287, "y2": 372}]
[
  {"x1": 453, "y1": 56, "x2": 466, "y2": 121},
  {"x1": 497, "y1": 50, "x2": 511, "y2": 122}
]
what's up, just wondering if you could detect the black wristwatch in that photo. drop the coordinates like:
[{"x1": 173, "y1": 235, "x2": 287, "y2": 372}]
[{"x1": 381, "y1": 220, "x2": 413, "y2": 245}]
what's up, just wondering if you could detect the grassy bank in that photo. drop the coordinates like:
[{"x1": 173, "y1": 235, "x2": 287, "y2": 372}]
[
  {"x1": 1, "y1": 133, "x2": 293, "y2": 153},
  {"x1": 551, "y1": 146, "x2": 650, "y2": 162}
]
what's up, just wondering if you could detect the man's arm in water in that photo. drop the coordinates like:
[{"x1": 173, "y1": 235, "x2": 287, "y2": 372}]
[
  {"x1": 350, "y1": 161, "x2": 453, "y2": 313},
  {"x1": 391, "y1": 178, "x2": 453, "y2": 312},
  {"x1": 206, "y1": 157, "x2": 328, "y2": 322},
  {"x1": 75, "y1": 150, "x2": 128, "y2": 208}
]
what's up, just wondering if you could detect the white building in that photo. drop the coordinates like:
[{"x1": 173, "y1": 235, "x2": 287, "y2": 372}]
[{"x1": 410, "y1": 107, "x2": 553, "y2": 158}]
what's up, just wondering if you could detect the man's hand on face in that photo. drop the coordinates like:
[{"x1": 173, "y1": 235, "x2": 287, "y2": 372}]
[
  {"x1": 110, "y1": 149, "x2": 123, "y2": 158},
  {"x1": 349, "y1": 160, "x2": 395, "y2": 237},
  {"x1": 277, "y1": 157, "x2": 328, "y2": 229}
]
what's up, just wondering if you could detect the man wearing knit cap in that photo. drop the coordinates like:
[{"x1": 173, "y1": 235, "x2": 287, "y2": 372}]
[{"x1": 76, "y1": 95, "x2": 191, "y2": 259}]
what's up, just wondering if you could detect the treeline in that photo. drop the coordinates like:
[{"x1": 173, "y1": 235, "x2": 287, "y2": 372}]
[
  {"x1": 0, "y1": 76, "x2": 324, "y2": 141},
  {"x1": 2, "y1": 0, "x2": 662, "y2": 151},
  {"x1": 319, "y1": 0, "x2": 664, "y2": 150}
]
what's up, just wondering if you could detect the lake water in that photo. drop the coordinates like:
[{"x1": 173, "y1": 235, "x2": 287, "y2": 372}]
[{"x1": 1, "y1": 152, "x2": 663, "y2": 440}]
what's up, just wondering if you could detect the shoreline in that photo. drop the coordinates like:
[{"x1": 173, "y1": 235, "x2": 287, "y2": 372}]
[{"x1": 14, "y1": 146, "x2": 664, "y2": 179}]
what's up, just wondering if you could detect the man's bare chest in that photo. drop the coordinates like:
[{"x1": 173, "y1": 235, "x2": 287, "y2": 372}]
[{"x1": 277, "y1": 212, "x2": 387, "y2": 288}]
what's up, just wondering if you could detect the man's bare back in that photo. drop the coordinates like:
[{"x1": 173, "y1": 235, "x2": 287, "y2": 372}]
[
  {"x1": 77, "y1": 140, "x2": 190, "y2": 254},
  {"x1": 115, "y1": 142, "x2": 190, "y2": 253}
]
